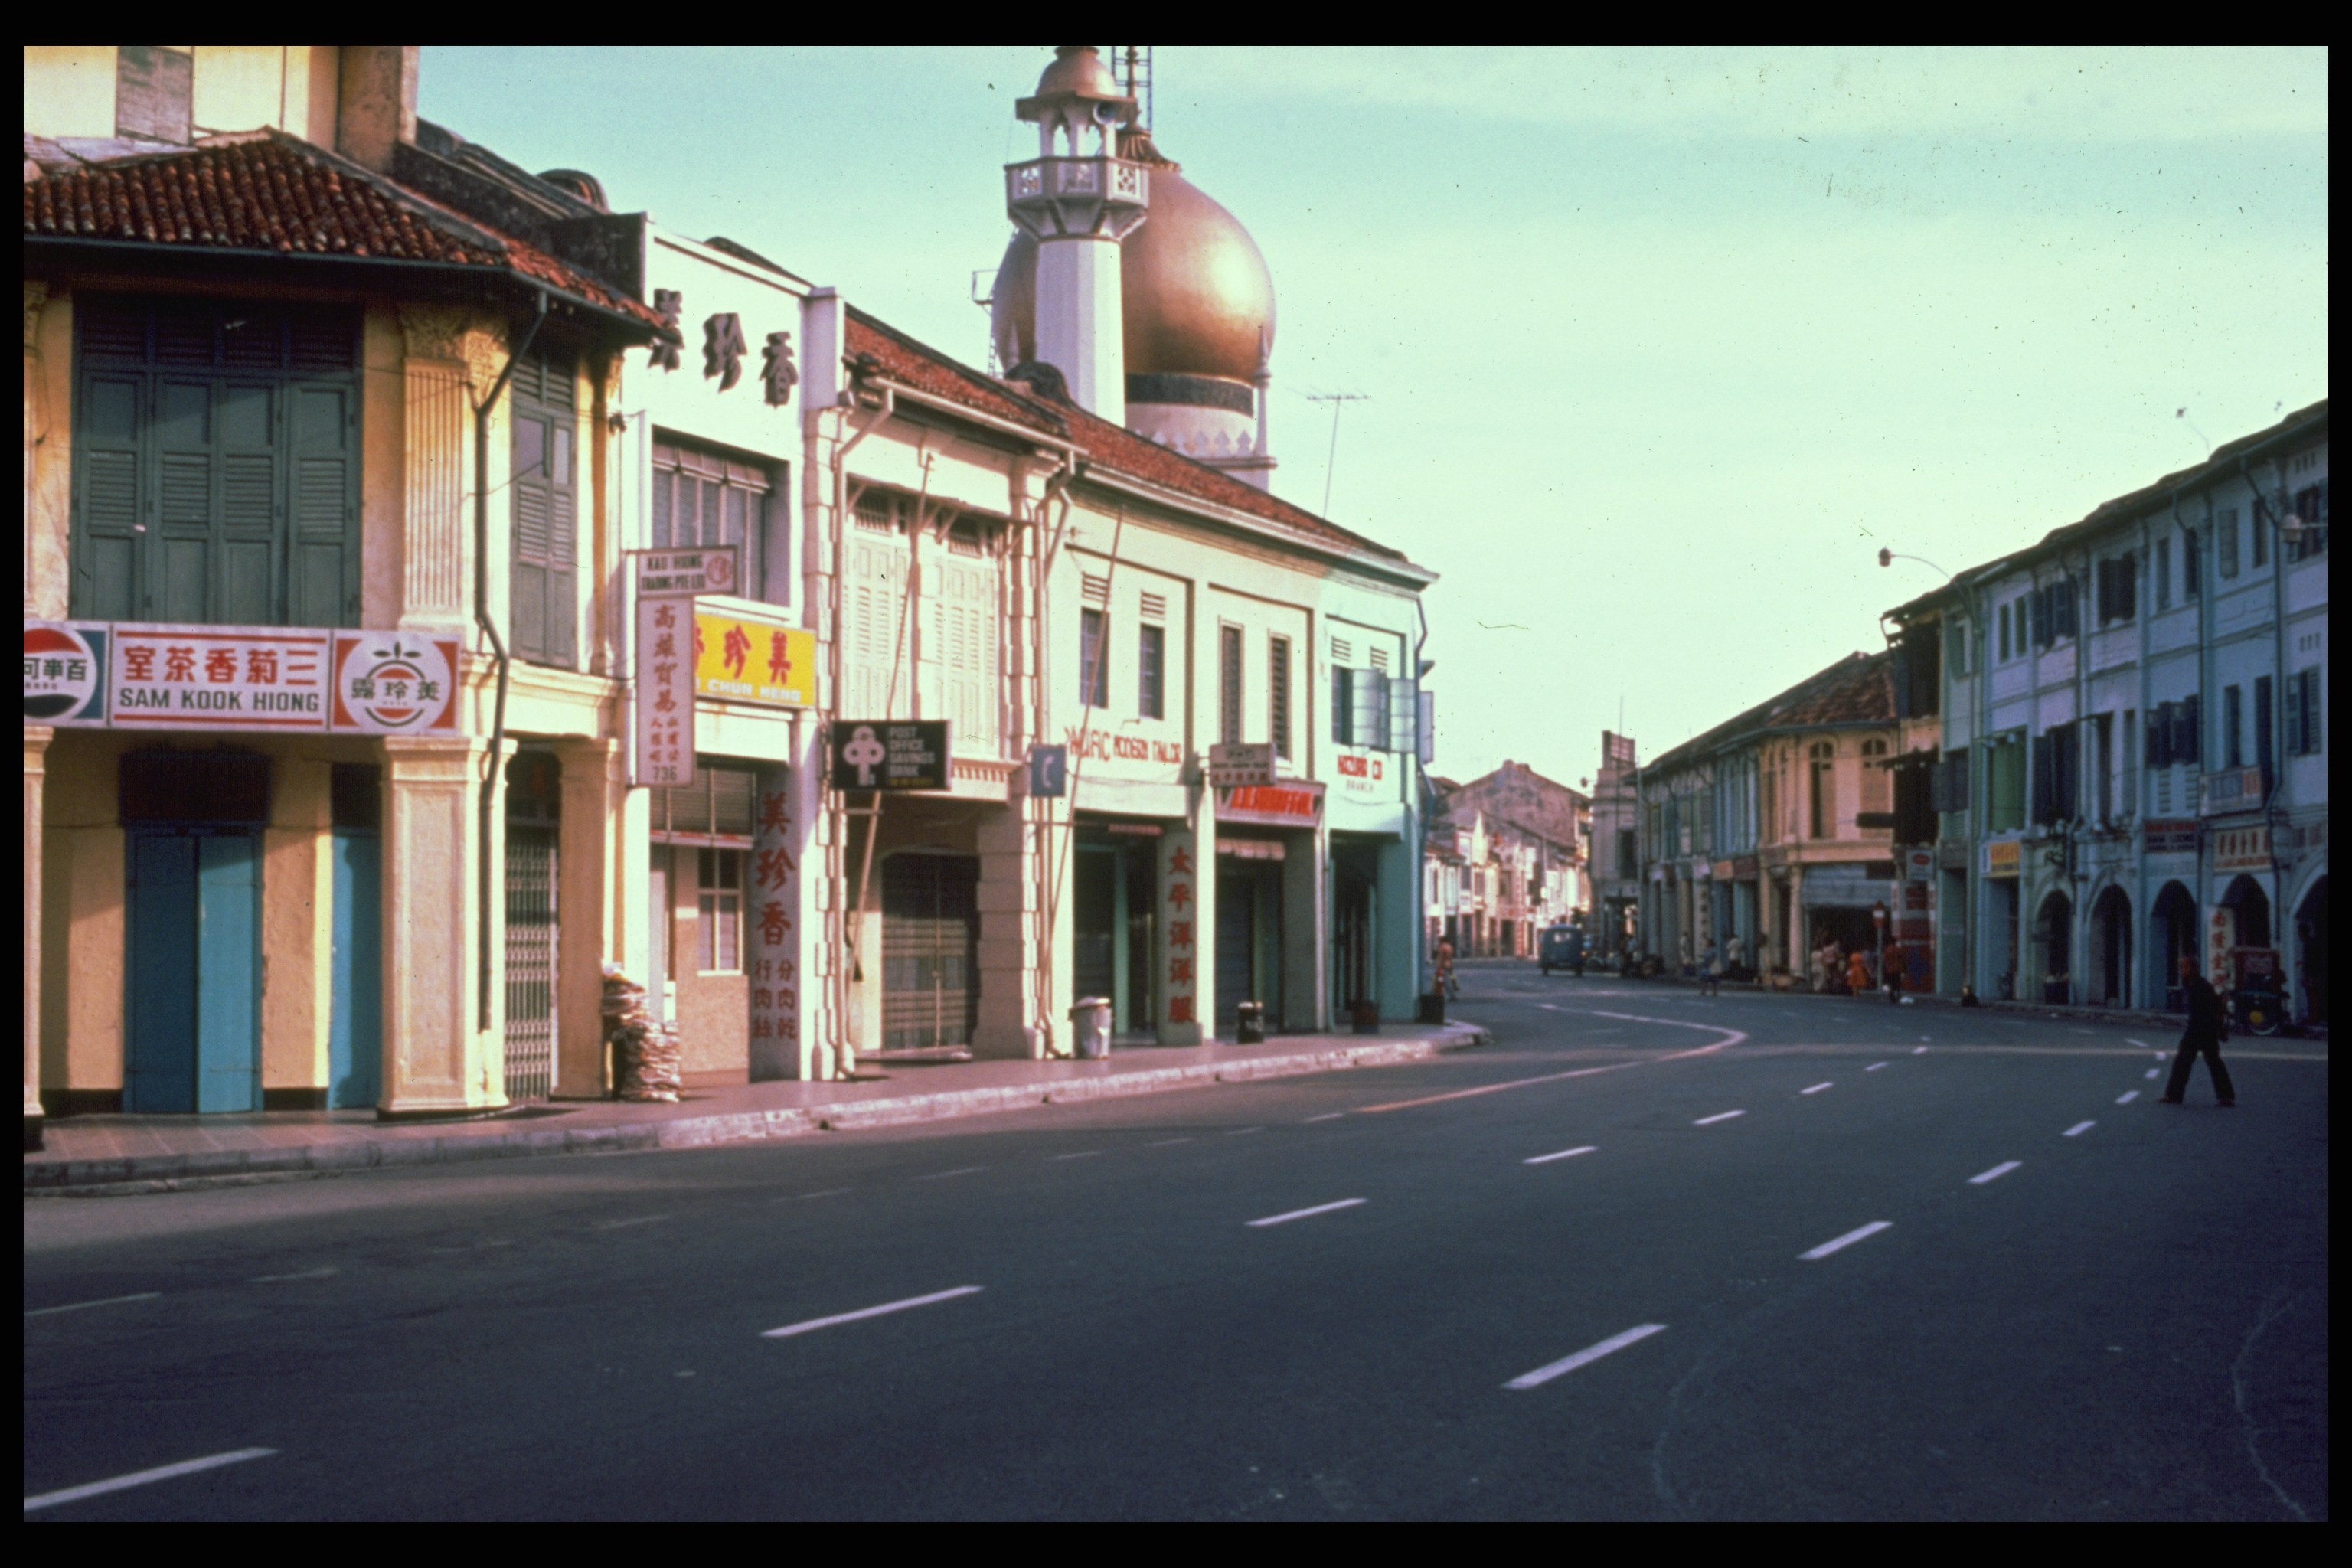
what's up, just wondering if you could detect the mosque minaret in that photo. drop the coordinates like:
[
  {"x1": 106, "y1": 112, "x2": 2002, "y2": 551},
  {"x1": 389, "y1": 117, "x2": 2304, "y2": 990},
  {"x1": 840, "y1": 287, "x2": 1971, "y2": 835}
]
[{"x1": 996, "y1": 45, "x2": 1279, "y2": 489}]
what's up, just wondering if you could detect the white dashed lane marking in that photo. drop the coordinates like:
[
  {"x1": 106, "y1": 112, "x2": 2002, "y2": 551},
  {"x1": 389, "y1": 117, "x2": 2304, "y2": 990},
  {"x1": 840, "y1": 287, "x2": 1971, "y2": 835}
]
[
  {"x1": 1968, "y1": 1161, "x2": 2021, "y2": 1185},
  {"x1": 1865, "y1": 1062, "x2": 1890, "y2": 1072},
  {"x1": 1693, "y1": 1109, "x2": 1746, "y2": 1125},
  {"x1": 1801, "y1": 1221, "x2": 1893, "y2": 1260},
  {"x1": 1504, "y1": 1324, "x2": 1668, "y2": 1390},
  {"x1": 1247, "y1": 1198, "x2": 1367, "y2": 1228},
  {"x1": 2115, "y1": 1090, "x2": 2140, "y2": 1105},
  {"x1": 25, "y1": 1448, "x2": 276, "y2": 1514},
  {"x1": 24, "y1": 1292, "x2": 162, "y2": 1319},
  {"x1": 762, "y1": 1285, "x2": 984, "y2": 1340},
  {"x1": 1524, "y1": 1146, "x2": 1596, "y2": 1165},
  {"x1": 2063, "y1": 1121, "x2": 2096, "y2": 1138},
  {"x1": 1800, "y1": 1082, "x2": 1834, "y2": 1096},
  {"x1": 2145, "y1": 1068, "x2": 2162, "y2": 1080}
]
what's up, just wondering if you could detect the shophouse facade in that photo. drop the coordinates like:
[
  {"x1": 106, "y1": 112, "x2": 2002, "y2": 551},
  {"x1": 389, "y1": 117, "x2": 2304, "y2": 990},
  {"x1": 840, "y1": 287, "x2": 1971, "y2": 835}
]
[
  {"x1": 24, "y1": 48, "x2": 666, "y2": 1145},
  {"x1": 1883, "y1": 400, "x2": 2328, "y2": 1021},
  {"x1": 1427, "y1": 763, "x2": 1588, "y2": 957},
  {"x1": 1588, "y1": 731, "x2": 1642, "y2": 962},
  {"x1": 1640, "y1": 652, "x2": 1928, "y2": 983}
]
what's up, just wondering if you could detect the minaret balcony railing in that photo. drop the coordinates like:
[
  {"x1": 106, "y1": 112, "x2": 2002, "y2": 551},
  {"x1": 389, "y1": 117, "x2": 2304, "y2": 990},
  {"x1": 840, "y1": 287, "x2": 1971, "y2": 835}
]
[{"x1": 1006, "y1": 156, "x2": 1148, "y2": 242}]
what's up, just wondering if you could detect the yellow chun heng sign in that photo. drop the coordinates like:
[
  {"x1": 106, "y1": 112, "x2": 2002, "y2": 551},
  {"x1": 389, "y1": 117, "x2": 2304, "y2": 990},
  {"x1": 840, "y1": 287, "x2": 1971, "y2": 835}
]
[{"x1": 694, "y1": 608, "x2": 815, "y2": 709}]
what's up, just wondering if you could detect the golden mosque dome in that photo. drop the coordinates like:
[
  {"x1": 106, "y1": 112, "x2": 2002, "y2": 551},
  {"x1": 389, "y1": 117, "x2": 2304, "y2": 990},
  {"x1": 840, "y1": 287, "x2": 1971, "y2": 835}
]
[{"x1": 992, "y1": 132, "x2": 1276, "y2": 390}]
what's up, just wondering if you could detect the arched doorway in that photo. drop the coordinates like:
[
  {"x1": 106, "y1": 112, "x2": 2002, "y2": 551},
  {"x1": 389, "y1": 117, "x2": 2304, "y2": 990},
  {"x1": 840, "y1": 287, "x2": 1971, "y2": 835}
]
[
  {"x1": 2220, "y1": 874, "x2": 2272, "y2": 949},
  {"x1": 2034, "y1": 890, "x2": 2074, "y2": 1004},
  {"x1": 2151, "y1": 880, "x2": 2196, "y2": 1011},
  {"x1": 2295, "y1": 875, "x2": 2328, "y2": 1024},
  {"x1": 2089, "y1": 885, "x2": 2132, "y2": 1008}
]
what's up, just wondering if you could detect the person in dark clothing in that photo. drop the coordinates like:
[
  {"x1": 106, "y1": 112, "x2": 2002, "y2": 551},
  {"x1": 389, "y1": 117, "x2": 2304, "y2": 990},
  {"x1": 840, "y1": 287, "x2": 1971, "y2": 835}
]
[{"x1": 2161, "y1": 956, "x2": 2236, "y2": 1106}]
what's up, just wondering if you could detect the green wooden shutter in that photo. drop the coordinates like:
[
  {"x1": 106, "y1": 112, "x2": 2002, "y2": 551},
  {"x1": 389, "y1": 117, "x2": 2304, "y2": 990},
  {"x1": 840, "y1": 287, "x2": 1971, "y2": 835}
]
[
  {"x1": 70, "y1": 296, "x2": 357, "y2": 627},
  {"x1": 509, "y1": 345, "x2": 578, "y2": 667}
]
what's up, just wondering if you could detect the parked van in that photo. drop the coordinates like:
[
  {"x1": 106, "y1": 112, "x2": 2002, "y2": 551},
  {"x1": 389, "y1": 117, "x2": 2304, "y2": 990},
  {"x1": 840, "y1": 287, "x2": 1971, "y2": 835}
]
[{"x1": 1539, "y1": 925, "x2": 1586, "y2": 975}]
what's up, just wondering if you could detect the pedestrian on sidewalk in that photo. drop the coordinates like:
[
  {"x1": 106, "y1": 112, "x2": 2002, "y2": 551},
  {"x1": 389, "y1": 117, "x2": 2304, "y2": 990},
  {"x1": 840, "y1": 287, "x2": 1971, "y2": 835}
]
[
  {"x1": 1847, "y1": 948, "x2": 1872, "y2": 999},
  {"x1": 1698, "y1": 939, "x2": 1720, "y2": 996},
  {"x1": 1883, "y1": 940, "x2": 1905, "y2": 1004},
  {"x1": 2161, "y1": 956, "x2": 2237, "y2": 1106}
]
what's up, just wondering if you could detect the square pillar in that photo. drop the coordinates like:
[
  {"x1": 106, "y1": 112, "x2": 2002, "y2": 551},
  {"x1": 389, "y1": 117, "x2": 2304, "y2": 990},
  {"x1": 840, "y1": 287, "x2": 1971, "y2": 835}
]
[
  {"x1": 380, "y1": 737, "x2": 507, "y2": 1116},
  {"x1": 24, "y1": 727, "x2": 49, "y2": 1151},
  {"x1": 975, "y1": 797, "x2": 1049, "y2": 1060},
  {"x1": 552, "y1": 736, "x2": 621, "y2": 1099}
]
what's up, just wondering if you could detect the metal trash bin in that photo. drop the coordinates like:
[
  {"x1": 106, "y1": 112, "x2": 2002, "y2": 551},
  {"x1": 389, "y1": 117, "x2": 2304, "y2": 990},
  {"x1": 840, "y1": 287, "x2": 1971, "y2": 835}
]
[
  {"x1": 1416, "y1": 991, "x2": 1446, "y2": 1025},
  {"x1": 1235, "y1": 1001, "x2": 1266, "y2": 1044},
  {"x1": 1070, "y1": 997, "x2": 1112, "y2": 1060},
  {"x1": 1348, "y1": 998, "x2": 1380, "y2": 1035}
]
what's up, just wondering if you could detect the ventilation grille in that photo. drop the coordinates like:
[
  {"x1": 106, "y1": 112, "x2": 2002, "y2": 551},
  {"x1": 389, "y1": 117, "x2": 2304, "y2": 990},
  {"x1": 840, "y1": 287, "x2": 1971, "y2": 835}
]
[
  {"x1": 1370, "y1": 647, "x2": 1390, "y2": 671},
  {"x1": 854, "y1": 493, "x2": 896, "y2": 532},
  {"x1": 1139, "y1": 591, "x2": 1167, "y2": 620},
  {"x1": 1081, "y1": 573, "x2": 1110, "y2": 606},
  {"x1": 1331, "y1": 637, "x2": 1352, "y2": 663}
]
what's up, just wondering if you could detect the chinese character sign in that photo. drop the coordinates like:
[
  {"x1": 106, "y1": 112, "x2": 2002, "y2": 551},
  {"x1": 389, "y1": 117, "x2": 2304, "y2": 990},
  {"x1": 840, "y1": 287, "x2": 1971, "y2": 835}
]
[
  {"x1": 330, "y1": 634, "x2": 461, "y2": 734},
  {"x1": 694, "y1": 607, "x2": 814, "y2": 708},
  {"x1": 760, "y1": 331, "x2": 798, "y2": 407},
  {"x1": 24, "y1": 622, "x2": 107, "y2": 725},
  {"x1": 1158, "y1": 831, "x2": 1204, "y2": 1043},
  {"x1": 650, "y1": 289, "x2": 684, "y2": 372},
  {"x1": 748, "y1": 766, "x2": 802, "y2": 1077},
  {"x1": 635, "y1": 598, "x2": 697, "y2": 787},
  {"x1": 109, "y1": 625, "x2": 330, "y2": 730},
  {"x1": 704, "y1": 312, "x2": 747, "y2": 391}
]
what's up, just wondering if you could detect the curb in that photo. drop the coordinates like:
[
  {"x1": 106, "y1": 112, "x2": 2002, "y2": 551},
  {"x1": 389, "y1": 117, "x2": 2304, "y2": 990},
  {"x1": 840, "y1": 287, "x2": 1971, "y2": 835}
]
[{"x1": 25, "y1": 1025, "x2": 1489, "y2": 1194}]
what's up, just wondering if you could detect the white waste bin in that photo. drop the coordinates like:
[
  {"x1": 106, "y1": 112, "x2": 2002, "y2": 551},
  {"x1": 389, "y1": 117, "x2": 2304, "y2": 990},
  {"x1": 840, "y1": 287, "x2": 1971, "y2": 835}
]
[{"x1": 1070, "y1": 997, "x2": 1113, "y2": 1060}]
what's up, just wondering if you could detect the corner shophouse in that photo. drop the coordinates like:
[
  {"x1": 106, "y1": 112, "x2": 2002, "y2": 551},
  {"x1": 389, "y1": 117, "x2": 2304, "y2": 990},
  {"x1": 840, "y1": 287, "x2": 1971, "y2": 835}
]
[
  {"x1": 813, "y1": 312, "x2": 1437, "y2": 1060},
  {"x1": 24, "y1": 67, "x2": 667, "y2": 1144}
]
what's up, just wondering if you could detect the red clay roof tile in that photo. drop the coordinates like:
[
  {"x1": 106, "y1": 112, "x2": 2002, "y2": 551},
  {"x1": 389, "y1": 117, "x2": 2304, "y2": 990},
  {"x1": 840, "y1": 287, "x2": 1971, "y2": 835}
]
[{"x1": 24, "y1": 131, "x2": 664, "y2": 331}]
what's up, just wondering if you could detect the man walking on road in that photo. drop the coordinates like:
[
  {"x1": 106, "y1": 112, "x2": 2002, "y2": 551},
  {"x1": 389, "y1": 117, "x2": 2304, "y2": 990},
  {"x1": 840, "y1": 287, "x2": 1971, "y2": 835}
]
[
  {"x1": 1698, "y1": 939, "x2": 1720, "y2": 997},
  {"x1": 2161, "y1": 955, "x2": 2236, "y2": 1106}
]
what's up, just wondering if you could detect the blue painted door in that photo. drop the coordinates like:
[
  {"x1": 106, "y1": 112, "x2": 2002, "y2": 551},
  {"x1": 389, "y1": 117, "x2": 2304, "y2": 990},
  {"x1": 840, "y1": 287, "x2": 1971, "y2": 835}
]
[
  {"x1": 126, "y1": 830, "x2": 260, "y2": 1113},
  {"x1": 328, "y1": 831, "x2": 381, "y2": 1108},
  {"x1": 194, "y1": 834, "x2": 261, "y2": 1112},
  {"x1": 127, "y1": 833, "x2": 199, "y2": 1112}
]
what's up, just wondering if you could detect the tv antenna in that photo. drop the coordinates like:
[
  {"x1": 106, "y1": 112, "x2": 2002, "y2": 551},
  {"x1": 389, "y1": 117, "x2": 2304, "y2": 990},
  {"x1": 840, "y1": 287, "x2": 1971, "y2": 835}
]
[
  {"x1": 1305, "y1": 392, "x2": 1369, "y2": 517},
  {"x1": 2174, "y1": 407, "x2": 2213, "y2": 458},
  {"x1": 1112, "y1": 44, "x2": 1155, "y2": 130}
]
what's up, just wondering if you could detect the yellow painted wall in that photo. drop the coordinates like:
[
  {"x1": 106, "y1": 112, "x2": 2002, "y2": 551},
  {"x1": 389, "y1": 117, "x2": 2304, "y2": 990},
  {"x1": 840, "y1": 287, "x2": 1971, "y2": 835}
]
[
  {"x1": 262, "y1": 756, "x2": 334, "y2": 1092},
  {"x1": 40, "y1": 735, "x2": 126, "y2": 1091},
  {"x1": 25, "y1": 47, "x2": 119, "y2": 139}
]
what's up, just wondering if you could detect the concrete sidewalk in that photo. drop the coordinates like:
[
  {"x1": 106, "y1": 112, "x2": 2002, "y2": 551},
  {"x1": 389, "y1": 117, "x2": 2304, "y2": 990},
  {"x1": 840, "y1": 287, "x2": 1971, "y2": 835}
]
[{"x1": 25, "y1": 1023, "x2": 1490, "y2": 1194}]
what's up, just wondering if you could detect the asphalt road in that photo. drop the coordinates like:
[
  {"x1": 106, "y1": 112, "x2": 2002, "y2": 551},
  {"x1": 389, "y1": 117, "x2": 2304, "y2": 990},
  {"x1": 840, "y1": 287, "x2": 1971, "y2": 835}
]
[{"x1": 24, "y1": 965, "x2": 2330, "y2": 1521}]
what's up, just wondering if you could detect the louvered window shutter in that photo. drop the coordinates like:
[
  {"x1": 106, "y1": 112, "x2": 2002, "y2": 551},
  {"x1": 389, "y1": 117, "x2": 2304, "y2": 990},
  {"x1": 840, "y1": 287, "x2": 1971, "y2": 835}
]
[
  {"x1": 2178, "y1": 694, "x2": 2201, "y2": 765},
  {"x1": 2030, "y1": 733, "x2": 2055, "y2": 823},
  {"x1": 1332, "y1": 667, "x2": 1353, "y2": 745},
  {"x1": 510, "y1": 347, "x2": 578, "y2": 667}
]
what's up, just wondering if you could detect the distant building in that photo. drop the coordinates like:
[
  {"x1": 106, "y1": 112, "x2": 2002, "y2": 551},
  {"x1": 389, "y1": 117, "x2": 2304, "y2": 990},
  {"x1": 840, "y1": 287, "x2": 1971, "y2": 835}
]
[
  {"x1": 1426, "y1": 763, "x2": 1588, "y2": 958},
  {"x1": 1638, "y1": 653, "x2": 1930, "y2": 982},
  {"x1": 1883, "y1": 400, "x2": 2327, "y2": 1019},
  {"x1": 1589, "y1": 732, "x2": 1641, "y2": 960}
]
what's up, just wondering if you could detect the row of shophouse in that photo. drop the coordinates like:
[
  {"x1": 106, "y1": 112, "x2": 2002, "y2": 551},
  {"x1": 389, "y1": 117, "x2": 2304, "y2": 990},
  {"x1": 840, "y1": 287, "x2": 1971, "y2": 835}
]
[
  {"x1": 1625, "y1": 653, "x2": 1932, "y2": 984},
  {"x1": 1622, "y1": 400, "x2": 2327, "y2": 1024},
  {"x1": 23, "y1": 45, "x2": 1439, "y2": 1146},
  {"x1": 1424, "y1": 763, "x2": 1588, "y2": 958}
]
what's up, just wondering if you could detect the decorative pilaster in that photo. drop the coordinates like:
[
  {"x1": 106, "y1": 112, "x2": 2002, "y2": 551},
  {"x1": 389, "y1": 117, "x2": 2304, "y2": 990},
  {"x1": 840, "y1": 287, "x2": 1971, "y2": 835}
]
[
  {"x1": 24, "y1": 727, "x2": 50, "y2": 1150},
  {"x1": 397, "y1": 305, "x2": 499, "y2": 629},
  {"x1": 379, "y1": 737, "x2": 508, "y2": 1116}
]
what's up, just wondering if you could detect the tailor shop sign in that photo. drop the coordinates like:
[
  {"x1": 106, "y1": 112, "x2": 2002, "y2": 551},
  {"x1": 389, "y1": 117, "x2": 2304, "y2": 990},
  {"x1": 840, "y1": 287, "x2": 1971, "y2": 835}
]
[
  {"x1": 26, "y1": 621, "x2": 458, "y2": 736},
  {"x1": 1334, "y1": 747, "x2": 1387, "y2": 795},
  {"x1": 1216, "y1": 779, "x2": 1324, "y2": 828}
]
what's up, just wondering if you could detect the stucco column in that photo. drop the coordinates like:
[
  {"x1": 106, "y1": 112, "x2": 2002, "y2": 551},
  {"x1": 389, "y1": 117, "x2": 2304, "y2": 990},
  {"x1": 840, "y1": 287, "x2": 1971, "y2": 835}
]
[
  {"x1": 379, "y1": 736, "x2": 508, "y2": 1116},
  {"x1": 551, "y1": 736, "x2": 621, "y2": 1098},
  {"x1": 24, "y1": 726, "x2": 51, "y2": 1151},
  {"x1": 395, "y1": 305, "x2": 481, "y2": 629},
  {"x1": 975, "y1": 789, "x2": 1053, "y2": 1060}
]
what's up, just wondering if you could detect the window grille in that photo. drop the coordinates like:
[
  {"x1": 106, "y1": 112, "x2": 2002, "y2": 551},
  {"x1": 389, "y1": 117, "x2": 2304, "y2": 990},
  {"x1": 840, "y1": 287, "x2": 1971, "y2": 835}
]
[{"x1": 1268, "y1": 635, "x2": 1292, "y2": 759}]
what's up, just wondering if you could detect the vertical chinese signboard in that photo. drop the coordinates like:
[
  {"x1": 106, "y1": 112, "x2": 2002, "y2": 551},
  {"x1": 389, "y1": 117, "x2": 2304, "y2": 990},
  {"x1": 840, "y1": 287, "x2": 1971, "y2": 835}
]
[
  {"x1": 1159, "y1": 831, "x2": 1202, "y2": 1043},
  {"x1": 635, "y1": 599, "x2": 696, "y2": 787},
  {"x1": 748, "y1": 765, "x2": 801, "y2": 1077}
]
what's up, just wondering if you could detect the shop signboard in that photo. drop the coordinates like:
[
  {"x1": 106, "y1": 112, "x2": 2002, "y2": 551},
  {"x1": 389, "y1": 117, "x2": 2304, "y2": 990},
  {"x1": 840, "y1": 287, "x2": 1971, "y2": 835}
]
[
  {"x1": 1207, "y1": 742, "x2": 1276, "y2": 788},
  {"x1": 635, "y1": 598, "x2": 697, "y2": 788},
  {"x1": 2210, "y1": 825, "x2": 2272, "y2": 871},
  {"x1": 2144, "y1": 818, "x2": 2199, "y2": 855},
  {"x1": 747, "y1": 766, "x2": 800, "y2": 1074},
  {"x1": 693, "y1": 600, "x2": 814, "y2": 709},
  {"x1": 1160, "y1": 834, "x2": 1200, "y2": 1037},
  {"x1": 24, "y1": 621, "x2": 107, "y2": 725},
  {"x1": 1983, "y1": 839, "x2": 2021, "y2": 878},
  {"x1": 107, "y1": 623, "x2": 332, "y2": 730},
  {"x1": 1711, "y1": 859, "x2": 1735, "y2": 881},
  {"x1": 329, "y1": 632, "x2": 462, "y2": 735},
  {"x1": 830, "y1": 720, "x2": 949, "y2": 791},
  {"x1": 1733, "y1": 856, "x2": 1759, "y2": 880},
  {"x1": 1214, "y1": 780, "x2": 1324, "y2": 828},
  {"x1": 630, "y1": 546, "x2": 739, "y2": 599},
  {"x1": 1027, "y1": 743, "x2": 1068, "y2": 799}
]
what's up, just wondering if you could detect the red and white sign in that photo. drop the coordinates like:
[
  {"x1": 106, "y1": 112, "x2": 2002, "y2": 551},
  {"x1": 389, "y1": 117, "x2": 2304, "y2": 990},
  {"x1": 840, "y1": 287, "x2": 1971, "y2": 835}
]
[
  {"x1": 635, "y1": 598, "x2": 697, "y2": 788},
  {"x1": 330, "y1": 632, "x2": 462, "y2": 734},
  {"x1": 747, "y1": 767, "x2": 800, "y2": 1073},
  {"x1": 1215, "y1": 780, "x2": 1324, "y2": 828},
  {"x1": 24, "y1": 622, "x2": 107, "y2": 725},
  {"x1": 108, "y1": 624, "x2": 330, "y2": 730},
  {"x1": 1334, "y1": 749, "x2": 1386, "y2": 794}
]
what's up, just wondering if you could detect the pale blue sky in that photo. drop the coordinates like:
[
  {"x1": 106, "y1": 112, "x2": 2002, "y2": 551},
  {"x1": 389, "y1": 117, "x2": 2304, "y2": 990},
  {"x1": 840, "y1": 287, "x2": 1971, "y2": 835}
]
[{"x1": 423, "y1": 46, "x2": 2327, "y2": 789}]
